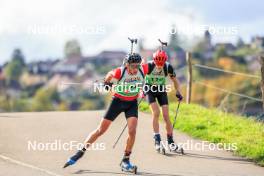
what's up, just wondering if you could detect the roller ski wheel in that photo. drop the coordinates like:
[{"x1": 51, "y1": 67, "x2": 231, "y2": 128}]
[
  {"x1": 179, "y1": 147, "x2": 185, "y2": 155},
  {"x1": 169, "y1": 144, "x2": 184, "y2": 155},
  {"x1": 153, "y1": 134, "x2": 165, "y2": 155},
  {"x1": 120, "y1": 160, "x2": 138, "y2": 174},
  {"x1": 63, "y1": 150, "x2": 84, "y2": 168},
  {"x1": 155, "y1": 143, "x2": 166, "y2": 155},
  {"x1": 171, "y1": 147, "x2": 184, "y2": 155}
]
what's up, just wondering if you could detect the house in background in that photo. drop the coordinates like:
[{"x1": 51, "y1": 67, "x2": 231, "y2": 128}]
[
  {"x1": 28, "y1": 59, "x2": 59, "y2": 75},
  {"x1": 251, "y1": 36, "x2": 264, "y2": 50},
  {"x1": 52, "y1": 56, "x2": 84, "y2": 76},
  {"x1": 92, "y1": 51, "x2": 126, "y2": 66}
]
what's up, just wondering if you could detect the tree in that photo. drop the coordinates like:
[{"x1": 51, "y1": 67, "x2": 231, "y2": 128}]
[
  {"x1": 236, "y1": 37, "x2": 245, "y2": 48},
  {"x1": 64, "y1": 39, "x2": 82, "y2": 59},
  {"x1": 31, "y1": 88, "x2": 60, "y2": 111},
  {"x1": 192, "y1": 30, "x2": 212, "y2": 55},
  {"x1": 4, "y1": 49, "x2": 26, "y2": 85},
  {"x1": 204, "y1": 30, "x2": 212, "y2": 49},
  {"x1": 12, "y1": 49, "x2": 25, "y2": 66},
  {"x1": 261, "y1": 55, "x2": 264, "y2": 109},
  {"x1": 79, "y1": 100, "x2": 97, "y2": 110},
  {"x1": 213, "y1": 45, "x2": 228, "y2": 60}
]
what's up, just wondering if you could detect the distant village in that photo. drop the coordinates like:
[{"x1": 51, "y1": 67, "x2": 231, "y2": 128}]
[{"x1": 0, "y1": 30, "x2": 263, "y2": 113}]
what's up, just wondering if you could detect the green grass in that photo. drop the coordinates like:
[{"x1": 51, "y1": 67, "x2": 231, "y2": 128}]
[{"x1": 139, "y1": 102, "x2": 264, "y2": 166}]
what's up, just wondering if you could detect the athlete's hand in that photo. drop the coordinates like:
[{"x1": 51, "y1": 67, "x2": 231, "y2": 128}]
[
  {"x1": 104, "y1": 81, "x2": 113, "y2": 91},
  {"x1": 139, "y1": 90, "x2": 147, "y2": 99},
  {"x1": 176, "y1": 91, "x2": 183, "y2": 101}
]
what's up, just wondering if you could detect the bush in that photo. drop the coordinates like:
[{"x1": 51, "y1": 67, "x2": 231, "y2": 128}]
[{"x1": 31, "y1": 88, "x2": 60, "y2": 111}]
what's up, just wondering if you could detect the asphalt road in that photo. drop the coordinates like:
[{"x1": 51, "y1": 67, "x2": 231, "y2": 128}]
[{"x1": 0, "y1": 111, "x2": 264, "y2": 176}]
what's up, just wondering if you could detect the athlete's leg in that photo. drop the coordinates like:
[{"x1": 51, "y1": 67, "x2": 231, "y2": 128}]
[
  {"x1": 161, "y1": 104, "x2": 181, "y2": 152},
  {"x1": 157, "y1": 92, "x2": 175, "y2": 146},
  {"x1": 156, "y1": 92, "x2": 172, "y2": 135},
  {"x1": 120, "y1": 117, "x2": 138, "y2": 172},
  {"x1": 83, "y1": 118, "x2": 112, "y2": 148},
  {"x1": 150, "y1": 102, "x2": 160, "y2": 134},
  {"x1": 120, "y1": 98, "x2": 139, "y2": 165},
  {"x1": 83, "y1": 98, "x2": 123, "y2": 147},
  {"x1": 63, "y1": 118, "x2": 112, "y2": 168},
  {"x1": 161, "y1": 105, "x2": 173, "y2": 135},
  {"x1": 146, "y1": 92, "x2": 160, "y2": 134},
  {"x1": 124, "y1": 117, "x2": 138, "y2": 153},
  {"x1": 63, "y1": 98, "x2": 122, "y2": 168}
]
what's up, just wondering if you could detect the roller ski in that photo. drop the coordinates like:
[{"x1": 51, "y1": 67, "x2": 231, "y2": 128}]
[
  {"x1": 120, "y1": 157, "x2": 138, "y2": 174},
  {"x1": 154, "y1": 134, "x2": 166, "y2": 155},
  {"x1": 156, "y1": 142, "x2": 166, "y2": 155},
  {"x1": 168, "y1": 143, "x2": 184, "y2": 154},
  {"x1": 167, "y1": 135, "x2": 184, "y2": 155},
  {"x1": 63, "y1": 150, "x2": 84, "y2": 168}
]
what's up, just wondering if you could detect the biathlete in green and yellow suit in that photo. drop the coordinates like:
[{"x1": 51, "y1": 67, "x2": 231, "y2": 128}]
[{"x1": 143, "y1": 49, "x2": 183, "y2": 152}]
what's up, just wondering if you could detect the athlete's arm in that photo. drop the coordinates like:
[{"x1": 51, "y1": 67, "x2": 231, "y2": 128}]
[
  {"x1": 104, "y1": 68, "x2": 122, "y2": 91},
  {"x1": 170, "y1": 76, "x2": 182, "y2": 94},
  {"x1": 167, "y1": 64, "x2": 182, "y2": 94},
  {"x1": 104, "y1": 71, "x2": 113, "y2": 83},
  {"x1": 104, "y1": 68, "x2": 122, "y2": 83}
]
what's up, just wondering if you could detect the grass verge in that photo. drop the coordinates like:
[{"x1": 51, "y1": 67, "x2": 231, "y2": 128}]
[{"x1": 139, "y1": 101, "x2": 264, "y2": 166}]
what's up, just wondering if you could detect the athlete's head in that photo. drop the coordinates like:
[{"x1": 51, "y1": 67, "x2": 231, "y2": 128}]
[
  {"x1": 123, "y1": 53, "x2": 142, "y2": 74},
  {"x1": 153, "y1": 50, "x2": 167, "y2": 68}
]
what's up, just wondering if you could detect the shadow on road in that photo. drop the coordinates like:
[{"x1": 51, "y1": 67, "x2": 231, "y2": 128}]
[
  {"x1": 74, "y1": 169, "x2": 182, "y2": 176},
  {"x1": 166, "y1": 152, "x2": 251, "y2": 163}
]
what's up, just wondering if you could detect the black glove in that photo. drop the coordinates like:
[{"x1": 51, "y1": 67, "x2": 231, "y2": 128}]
[
  {"x1": 104, "y1": 82, "x2": 113, "y2": 91},
  {"x1": 176, "y1": 91, "x2": 183, "y2": 101}
]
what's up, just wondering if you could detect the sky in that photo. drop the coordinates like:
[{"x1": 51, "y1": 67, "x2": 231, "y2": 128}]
[{"x1": 0, "y1": 0, "x2": 263, "y2": 64}]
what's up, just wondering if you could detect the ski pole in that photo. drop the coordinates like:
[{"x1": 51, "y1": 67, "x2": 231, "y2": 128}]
[
  {"x1": 128, "y1": 37, "x2": 137, "y2": 54},
  {"x1": 158, "y1": 39, "x2": 167, "y2": 50},
  {"x1": 112, "y1": 124, "x2": 127, "y2": 149},
  {"x1": 172, "y1": 101, "x2": 181, "y2": 129},
  {"x1": 123, "y1": 37, "x2": 138, "y2": 65},
  {"x1": 112, "y1": 97, "x2": 145, "y2": 149}
]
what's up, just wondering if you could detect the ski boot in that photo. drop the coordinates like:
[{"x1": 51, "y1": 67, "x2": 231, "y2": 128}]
[
  {"x1": 167, "y1": 135, "x2": 184, "y2": 154},
  {"x1": 120, "y1": 158, "x2": 137, "y2": 174},
  {"x1": 154, "y1": 134, "x2": 166, "y2": 155},
  {"x1": 63, "y1": 150, "x2": 84, "y2": 168}
]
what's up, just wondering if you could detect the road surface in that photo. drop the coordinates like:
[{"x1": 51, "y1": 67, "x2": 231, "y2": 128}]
[{"x1": 0, "y1": 111, "x2": 264, "y2": 176}]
